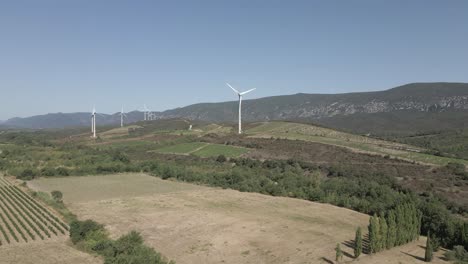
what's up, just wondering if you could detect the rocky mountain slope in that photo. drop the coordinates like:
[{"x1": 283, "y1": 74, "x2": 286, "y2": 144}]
[{"x1": 2, "y1": 82, "x2": 468, "y2": 135}]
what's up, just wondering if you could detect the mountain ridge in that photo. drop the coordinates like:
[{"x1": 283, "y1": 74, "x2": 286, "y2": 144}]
[{"x1": 2, "y1": 82, "x2": 468, "y2": 135}]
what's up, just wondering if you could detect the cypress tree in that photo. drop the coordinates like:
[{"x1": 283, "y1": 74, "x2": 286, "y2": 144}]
[
  {"x1": 387, "y1": 210, "x2": 397, "y2": 249},
  {"x1": 368, "y1": 216, "x2": 375, "y2": 254},
  {"x1": 368, "y1": 214, "x2": 381, "y2": 253},
  {"x1": 335, "y1": 243, "x2": 343, "y2": 262},
  {"x1": 395, "y1": 205, "x2": 403, "y2": 246},
  {"x1": 425, "y1": 235, "x2": 433, "y2": 262},
  {"x1": 354, "y1": 227, "x2": 362, "y2": 258},
  {"x1": 416, "y1": 210, "x2": 422, "y2": 240},
  {"x1": 375, "y1": 215, "x2": 382, "y2": 252},
  {"x1": 462, "y1": 222, "x2": 468, "y2": 250},
  {"x1": 380, "y1": 217, "x2": 388, "y2": 250},
  {"x1": 403, "y1": 203, "x2": 411, "y2": 243}
]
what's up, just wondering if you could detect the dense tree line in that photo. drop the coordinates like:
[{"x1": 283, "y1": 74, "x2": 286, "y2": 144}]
[{"x1": 368, "y1": 203, "x2": 421, "y2": 254}]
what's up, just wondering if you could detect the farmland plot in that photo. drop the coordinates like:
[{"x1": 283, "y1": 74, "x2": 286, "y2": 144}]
[{"x1": 0, "y1": 176, "x2": 68, "y2": 246}]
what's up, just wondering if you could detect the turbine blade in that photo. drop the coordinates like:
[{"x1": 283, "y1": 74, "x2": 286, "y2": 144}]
[
  {"x1": 240, "y1": 88, "x2": 256, "y2": 95},
  {"x1": 226, "y1": 83, "x2": 240, "y2": 94}
]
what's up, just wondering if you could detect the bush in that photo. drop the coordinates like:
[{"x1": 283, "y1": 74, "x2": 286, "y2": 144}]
[
  {"x1": 444, "y1": 245, "x2": 468, "y2": 263},
  {"x1": 56, "y1": 167, "x2": 70, "y2": 176},
  {"x1": 17, "y1": 168, "x2": 38, "y2": 180},
  {"x1": 70, "y1": 220, "x2": 175, "y2": 264},
  {"x1": 70, "y1": 219, "x2": 105, "y2": 244},
  {"x1": 216, "y1": 155, "x2": 227, "y2": 163},
  {"x1": 41, "y1": 167, "x2": 56, "y2": 176},
  {"x1": 51, "y1": 190, "x2": 63, "y2": 203}
]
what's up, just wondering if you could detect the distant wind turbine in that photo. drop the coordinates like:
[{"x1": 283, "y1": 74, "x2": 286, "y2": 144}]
[
  {"x1": 141, "y1": 104, "x2": 150, "y2": 121},
  {"x1": 91, "y1": 106, "x2": 96, "y2": 138},
  {"x1": 120, "y1": 106, "x2": 127, "y2": 127},
  {"x1": 226, "y1": 83, "x2": 256, "y2": 134}
]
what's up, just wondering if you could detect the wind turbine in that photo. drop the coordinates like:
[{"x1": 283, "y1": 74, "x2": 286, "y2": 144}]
[
  {"x1": 141, "y1": 104, "x2": 150, "y2": 121},
  {"x1": 120, "y1": 106, "x2": 127, "y2": 127},
  {"x1": 227, "y1": 83, "x2": 256, "y2": 134},
  {"x1": 91, "y1": 106, "x2": 96, "y2": 138}
]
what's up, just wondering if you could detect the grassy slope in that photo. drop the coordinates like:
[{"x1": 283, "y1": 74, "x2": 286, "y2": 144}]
[
  {"x1": 155, "y1": 142, "x2": 209, "y2": 154},
  {"x1": 192, "y1": 144, "x2": 249, "y2": 158},
  {"x1": 246, "y1": 121, "x2": 468, "y2": 166}
]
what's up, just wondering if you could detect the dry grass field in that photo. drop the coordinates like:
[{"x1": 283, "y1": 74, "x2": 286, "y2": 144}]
[
  {"x1": 29, "y1": 173, "x2": 449, "y2": 264},
  {"x1": 1, "y1": 238, "x2": 102, "y2": 264}
]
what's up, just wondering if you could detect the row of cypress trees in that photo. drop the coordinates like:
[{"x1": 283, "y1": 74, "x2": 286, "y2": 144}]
[{"x1": 368, "y1": 203, "x2": 421, "y2": 254}]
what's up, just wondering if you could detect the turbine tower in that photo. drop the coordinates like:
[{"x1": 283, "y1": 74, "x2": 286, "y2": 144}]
[
  {"x1": 120, "y1": 106, "x2": 127, "y2": 127},
  {"x1": 226, "y1": 83, "x2": 256, "y2": 134},
  {"x1": 142, "y1": 104, "x2": 150, "y2": 121},
  {"x1": 91, "y1": 106, "x2": 96, "y2": 138}
]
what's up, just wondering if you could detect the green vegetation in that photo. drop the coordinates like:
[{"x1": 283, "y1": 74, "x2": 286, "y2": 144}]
[
  {"x1": 1, "y1": 123, "x2": 467, "y2": 255},
  {"x1": 335, "y1": 243, "x2": 343, "y2": 262},
  {"x1": 154, "y1": 142, "x2": 249, "y2": 158},
  {"x1": 70, "y1": 219, "x2": 174, "y2": 264},
  {"x1": 425, "y1": 234, "x2": 433, "y2": 262},
  {"x1": 444, "y1": 245, "x2": 468, "y2": 264},
  {"x1": 247, "y1": 121, "x2": 468, "y2": 166},
  {"x1": 51, "y1": 190, "x2": 63, "y2": 203},
  {"x1": 391, "y1": 129, "x2": 468, "y2": 160},
  {"x1": 154, "y1": 142, "x2": 207, "y2": 154},
  {"x1": 367, "y1": 203, "x2": 420, "y2": 254},
  {"x1": 192, "y1": 144, "x2": 249, "y2": 158},
  {"x1": 354, "y1": 227, "x2": 362, "y2": 258}
]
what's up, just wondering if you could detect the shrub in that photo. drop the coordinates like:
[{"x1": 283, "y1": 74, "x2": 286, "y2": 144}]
[
  {"x1": 216, "y1": 155, "x2": 227, "y2": 163},
  {"x1": 51, "y1": 190, "x2": 63, "y2": 203},
  {"x1": 17, "y1": 168, "x2": 38, "y2": 180},
  {"x1": 70, "y1": 219, "x2": 105, "y2": 244},
  {"x1": 41, "y1": 167, "x2": 56, "y2": 176},
  {"x1": 56, "y1": 167, "x2": 70, "y2": 176}
]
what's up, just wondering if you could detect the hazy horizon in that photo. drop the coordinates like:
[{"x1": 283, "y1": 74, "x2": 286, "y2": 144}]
[{"x1": 1, "y1": 1, "x2": 467, "y2": 120}]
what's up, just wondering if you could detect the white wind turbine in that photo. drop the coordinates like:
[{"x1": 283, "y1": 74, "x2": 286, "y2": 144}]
[
  {"x1": 91, "y1": 106, "x2": 96, "y2": 138},
  {"x1": 120, "y1": 106, "x2": 127, "y2": 127},
  {"x1": 226, "y1": 83, "x2": 256, "y2": 134},
  {"x1": 141, "y1": 104, "x2": 150, "y2": 121}
]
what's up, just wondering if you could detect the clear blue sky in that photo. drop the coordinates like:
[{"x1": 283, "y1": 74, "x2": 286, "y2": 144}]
[{"x1": 1, "y1": 0, "x2": 467, "y2": 120}]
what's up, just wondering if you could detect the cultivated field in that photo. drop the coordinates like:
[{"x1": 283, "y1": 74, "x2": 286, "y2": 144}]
[
  {"x1": 0, "y1": 176, "x2": 68, "y2": 246},
  {"x1": 30, "y1": 173, "x2": 449, "y2": 264},
  {"x1": 0, "y1": 175, "x2": 101, "y2": 264},
  {"x1": 100, "y1": 125, "x2": 142, "y2": 139},
  {"x1": 154, "y1": 142, "x2": 249, "y2": 157},
  {"x1": 154, "y1": 142, "x2": 208, "y2": 155}
]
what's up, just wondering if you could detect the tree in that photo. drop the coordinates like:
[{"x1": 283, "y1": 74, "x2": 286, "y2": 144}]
[
  {"x1": 369, "y1": 214, "x2": 382, "y2": 253},
  {"x1": 369, "y1": 215, "x2": 378, "y2": 254},
  {"x1": 380, "y1": 217, "x2": 388, "y2": 250},
  {"x1": 462, "y1": 222, "x2": 468, "y2": 250},
  {"x1": 51, "y1": 190, "x2": 63, "y2": 203},
  {"x1": 425, "y1": 234, "x2": 433, "y2": 262},
  {"x1": 354, "y1": 227, "x2": 362, "y2": 258},
  {"x1": 335, "y1": 243, "x2": 343, "y2": 262},
  {"x1": 387, "y1": 210, "x2": 397, "y2": 249}
]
